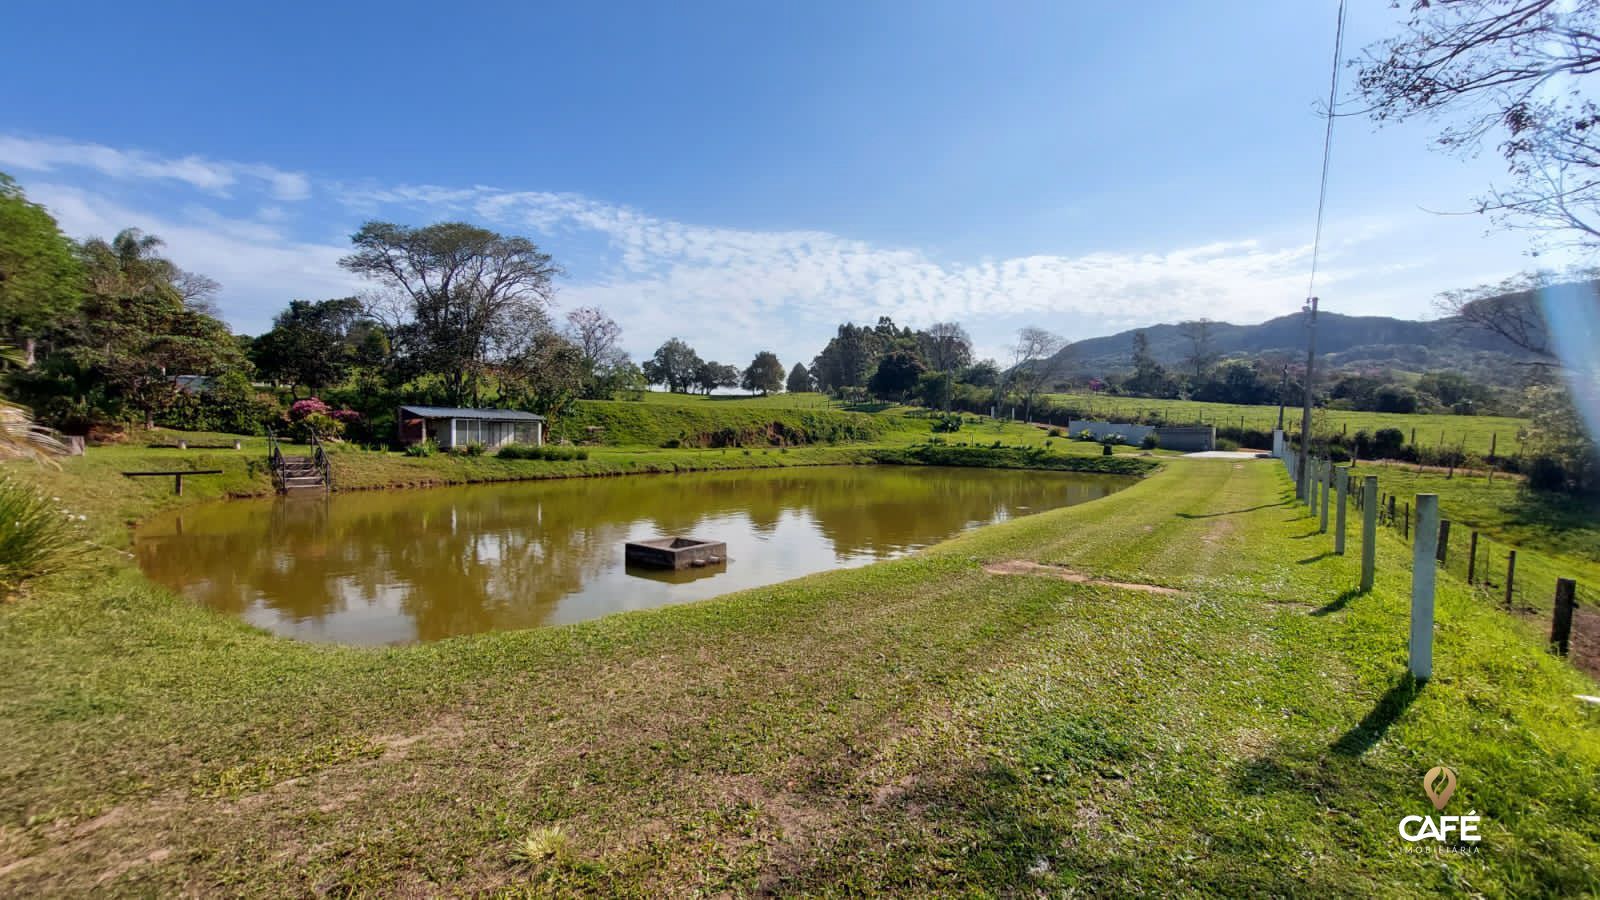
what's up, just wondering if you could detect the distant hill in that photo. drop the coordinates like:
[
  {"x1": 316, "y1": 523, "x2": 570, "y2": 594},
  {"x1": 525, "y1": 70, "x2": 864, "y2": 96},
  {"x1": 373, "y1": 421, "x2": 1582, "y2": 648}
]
[{"x1": 1049, "y1": 309, "x2": 1546, "y2": 383}]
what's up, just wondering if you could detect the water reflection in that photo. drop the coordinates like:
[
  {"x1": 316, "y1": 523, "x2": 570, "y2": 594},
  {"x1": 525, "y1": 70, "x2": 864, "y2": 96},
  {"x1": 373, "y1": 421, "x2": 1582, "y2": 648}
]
[{"x1": 134, "y1": 466, "x2": 1125, "y2": 645}]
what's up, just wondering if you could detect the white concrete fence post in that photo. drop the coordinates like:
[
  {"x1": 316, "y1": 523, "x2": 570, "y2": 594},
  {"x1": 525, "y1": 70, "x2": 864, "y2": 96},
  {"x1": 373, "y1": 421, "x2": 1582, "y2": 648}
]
[
  {"x1": 1319, "y1": 460, "x2": 1331, "y2": 534},
  {"x1": 1360, "y1": 475, "x2": 1377, "y2": 592},
  {"x1": 1409, "y1": 494, "x2": 1440, "y2": 681},
  {"x1": 1335, "y1": 467, "x2": 1348, "y2": 555}
]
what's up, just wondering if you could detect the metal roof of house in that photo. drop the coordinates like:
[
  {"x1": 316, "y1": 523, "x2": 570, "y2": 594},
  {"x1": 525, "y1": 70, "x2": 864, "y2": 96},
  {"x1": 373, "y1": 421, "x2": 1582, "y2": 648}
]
[{"x1": 398, "y1": 405, "x2": 546, "y2": 421}]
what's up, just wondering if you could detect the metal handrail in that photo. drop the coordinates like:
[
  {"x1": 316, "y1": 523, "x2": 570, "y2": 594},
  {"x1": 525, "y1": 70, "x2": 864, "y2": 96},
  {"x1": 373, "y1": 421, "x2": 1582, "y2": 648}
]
[
  {"x1": 266, "y1": 426, "x2": 285, "y2": 491},
  {"x1": 308, "y1": 428, "x2": 333, "y2": 491}
]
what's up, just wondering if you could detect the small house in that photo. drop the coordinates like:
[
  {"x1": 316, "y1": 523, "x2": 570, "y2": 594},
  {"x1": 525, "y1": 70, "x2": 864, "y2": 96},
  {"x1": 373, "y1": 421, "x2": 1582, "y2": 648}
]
[{"x1": 396, "y1": 406, "x2": 545, "y2": 450}]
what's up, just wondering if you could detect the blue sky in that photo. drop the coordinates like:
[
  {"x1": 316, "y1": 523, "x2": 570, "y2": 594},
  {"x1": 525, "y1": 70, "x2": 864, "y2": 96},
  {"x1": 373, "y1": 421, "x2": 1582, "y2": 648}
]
[{"x1": 1, "y1": 0, "x2": 1573, "y2": 367}]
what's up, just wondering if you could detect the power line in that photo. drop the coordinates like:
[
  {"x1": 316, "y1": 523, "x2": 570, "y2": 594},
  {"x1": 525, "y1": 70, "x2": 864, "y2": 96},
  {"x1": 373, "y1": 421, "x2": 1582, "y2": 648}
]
[{"x1": 1307, "y1": 0, "x2": 1347, "y2": 300}]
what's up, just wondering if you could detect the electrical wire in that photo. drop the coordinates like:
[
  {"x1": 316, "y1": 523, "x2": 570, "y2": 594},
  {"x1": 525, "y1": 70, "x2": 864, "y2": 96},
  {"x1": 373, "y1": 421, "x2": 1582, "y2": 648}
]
[{"x1": 1307, "y1": 0, "x2": 1347, "y2": 300}]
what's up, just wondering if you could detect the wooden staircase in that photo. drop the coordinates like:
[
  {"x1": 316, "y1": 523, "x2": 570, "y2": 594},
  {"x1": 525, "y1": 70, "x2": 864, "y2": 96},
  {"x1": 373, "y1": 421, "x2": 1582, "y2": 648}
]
[{"x1": 268, "y1": 428, "x2": 332, "y2": 494}]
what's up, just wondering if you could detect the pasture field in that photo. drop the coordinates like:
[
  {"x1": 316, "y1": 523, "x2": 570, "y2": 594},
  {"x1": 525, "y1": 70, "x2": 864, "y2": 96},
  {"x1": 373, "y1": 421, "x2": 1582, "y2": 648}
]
[{"x1": 1043, "y1": 391, "x2": 1527, "y2": 455}]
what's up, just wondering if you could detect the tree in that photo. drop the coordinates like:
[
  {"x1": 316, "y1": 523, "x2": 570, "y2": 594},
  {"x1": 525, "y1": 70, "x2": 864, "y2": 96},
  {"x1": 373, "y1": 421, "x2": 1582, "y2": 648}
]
[
  {"x1": 499, "y1": 328, "x2": 588, "y2": 419},
  {"x1": 960, "y1": 360, "x2": 1001, "y2": 388},
  {"x1": 1178, "y1": 318, "x2": 1219, "y2": 378},
  {"x1": 786, "y1": 362, "x2": 814, "y2": 393},
  {"x1": 693, "y1": 360, "x2": 740, "y2": 394},
  {"x1": 1125, "y1": 329, "x2": 1175, "y2": 397},
  {"x1": 742, "y1": 351, "x2": 784, "y2": 395},
  {"x1": 564, "y1": 306, "x2": 623, "y2": 371},
  {"x1": 70, "y1": 289, "x2": 245, "y2": 428},
  {"x1": 868, "y1": 350, "x2": 926, "y2": 402},
  {"x1": 918, "y1": 321, "x2": 972, "y2": 409},
  {"x1": 1007, "y1": 327, "x2": 1066, "y2": 423},
  {"x1": 0, "y1": 174, "x2": 81, "y2": 366},
  {"x1": 1357, "y1": 0, "x2": 1600, "y2": 249},
  {"x1": 643, "y1": 338, "x2": 701, "y2": 392},
  {"x1": 339, "y1": 221, "x2": 561, "y2": 406},
  {"x1": 251, "y1": 297, "x2": 366, "y2": 395},
  {"x1": 1519, "y1": 371, "x2": 1597, "y2": 492}
]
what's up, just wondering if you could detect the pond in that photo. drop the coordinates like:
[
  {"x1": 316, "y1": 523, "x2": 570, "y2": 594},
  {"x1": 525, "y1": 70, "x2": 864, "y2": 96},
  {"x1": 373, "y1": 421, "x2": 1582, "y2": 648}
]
[{"x1": 133, "y1": 465, "x2": 1128, "y2": 645}]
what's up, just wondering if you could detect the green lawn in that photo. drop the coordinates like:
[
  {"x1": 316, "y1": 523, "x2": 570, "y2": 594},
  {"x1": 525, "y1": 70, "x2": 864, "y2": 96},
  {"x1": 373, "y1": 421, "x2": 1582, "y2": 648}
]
[
  {"x1": 1, "y1": 453, "x2": 1596, "y2": 895},
  {"x1": 1044, "y1": 392, "x2": 1527, "y2": 454}
]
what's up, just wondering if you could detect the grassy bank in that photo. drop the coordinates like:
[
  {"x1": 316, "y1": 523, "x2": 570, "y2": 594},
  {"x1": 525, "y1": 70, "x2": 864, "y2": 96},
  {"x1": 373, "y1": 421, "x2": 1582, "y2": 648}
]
[{"x1": 1, "y1": 455, "x2": 1596, "y2": 895}]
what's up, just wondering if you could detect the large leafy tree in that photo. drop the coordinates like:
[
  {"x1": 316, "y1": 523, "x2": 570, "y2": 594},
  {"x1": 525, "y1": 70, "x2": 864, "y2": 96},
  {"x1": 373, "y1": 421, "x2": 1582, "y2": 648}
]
[
  {"x1": 868, "y1": 350, "x2": 926, "y2": 402},
  {"x1": 340, "y1": 221, "x2": 560, "y2": 406},
  {"x1": 1357, "y1": 0, "x2": 1600, "y2": 248},
  {"x1": 70, "y1": 284, "x2": 244, "y2": 429},
  {"x1": 0, "y1": 174, "x2": 82, "y2": 365},
  {"x1": 693, "y1": 360, "x2": 740, "y2": 395},
  {"x1": 742, "y1": 351, "x2": 784, "y2": 395},
  {"x1": 643, "y1": 338, "x2": 701, "y2": 393},
  {"x1": 251, "y1": 297, "x2": 366, "y2": 395}
]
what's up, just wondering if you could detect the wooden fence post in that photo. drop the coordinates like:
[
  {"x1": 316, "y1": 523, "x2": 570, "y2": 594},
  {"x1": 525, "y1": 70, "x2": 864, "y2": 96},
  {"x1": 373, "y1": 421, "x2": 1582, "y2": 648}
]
[
  {"x1": 1410, "y1": 494, "x2": 1440, "y2": 681},
  {"x1": 1467, "y1": 531, "x2": 1478, "y2": 585},
  {"x1": 1504, "y1": 550, "x2": 1517, "y2": 609},
  {"x1": 1361, "y1": 475, "x2": 1377, "y2": 592},
  {"x1": 1335, "y1": 467, "x2": 1348, "y2": 555},
  {"x1": 1403, "y1": 502, "x2": 1410, "y2": 539},
  {"x1": 1551, "y1": 579, "x2": 1577, "y2": 656},
  {"x1": 1437, "y1": 519, "x2": 1451, "y2": 564}
]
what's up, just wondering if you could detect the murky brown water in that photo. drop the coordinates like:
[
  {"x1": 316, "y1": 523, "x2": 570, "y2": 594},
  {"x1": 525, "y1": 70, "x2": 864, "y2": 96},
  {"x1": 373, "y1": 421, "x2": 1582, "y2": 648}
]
[{"x1": 133, "y1": 466, "x2": 1126, "y2": 645}]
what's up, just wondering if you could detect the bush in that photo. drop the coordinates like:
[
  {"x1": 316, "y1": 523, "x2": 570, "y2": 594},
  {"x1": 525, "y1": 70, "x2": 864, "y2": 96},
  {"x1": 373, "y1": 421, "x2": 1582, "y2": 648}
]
[
  {"x1": 1372, "y1": 427, "x2": 1407, "y2": 459},
  {"x1": 1076, "y1": 429, "x2": 1096, "y2": 442},
  {"x1": 496, "y1": 444, "x2": 589, "y2": 461},
  {"x1": 1140, "y1": 433, "x2": 1159, "y2": 450},
  {"x1": 1525, "y1": 455, "x2": 1570, "y2": 492},
  {"x1": 404, "y1": 440, "x2": 436, "y2": 458},
  {"x1": 1048, "y1": 427, "x2": 1064, "y2": 438},
  {"x1": 0, "y1": 478, "x2": 80, "y2": 591},
  {"x1": 1101, "y1": 433, "x2": 1125, "y2": 446},
  {"x1": 464, "y1": 441, "x2": 485, "y2": 457},
  {"x1": 931, "y1": 414, "x2": 963, "y2": 434}
]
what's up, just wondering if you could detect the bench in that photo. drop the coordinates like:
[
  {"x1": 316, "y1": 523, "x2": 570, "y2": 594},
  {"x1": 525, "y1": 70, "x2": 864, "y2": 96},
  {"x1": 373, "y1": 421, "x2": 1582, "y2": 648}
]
[{"x1": 121, "y1": 470, "x2": 223, "y2": 495}]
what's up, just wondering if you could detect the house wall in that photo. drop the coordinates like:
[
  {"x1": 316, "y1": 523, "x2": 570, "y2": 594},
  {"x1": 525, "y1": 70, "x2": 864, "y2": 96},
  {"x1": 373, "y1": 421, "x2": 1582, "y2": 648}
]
[{"x1": 397, "y1": 415, "x2": 428, "y2": 445}]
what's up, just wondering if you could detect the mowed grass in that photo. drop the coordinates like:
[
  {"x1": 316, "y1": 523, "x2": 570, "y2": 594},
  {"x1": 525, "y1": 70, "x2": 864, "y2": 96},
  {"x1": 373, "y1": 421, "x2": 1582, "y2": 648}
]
[
  {"x1": 1045, "y1": 392, "x2": 1527, "y2": 454},
  {"x1": 1, "y1": 457, "x2": 1596, "y2": 895}
]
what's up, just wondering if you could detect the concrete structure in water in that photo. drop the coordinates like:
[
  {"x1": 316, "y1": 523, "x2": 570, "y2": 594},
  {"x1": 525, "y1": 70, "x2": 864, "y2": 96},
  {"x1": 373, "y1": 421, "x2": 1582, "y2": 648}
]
[{"x1": 625, "y1": 537, "x2": 728, "y2": 570}]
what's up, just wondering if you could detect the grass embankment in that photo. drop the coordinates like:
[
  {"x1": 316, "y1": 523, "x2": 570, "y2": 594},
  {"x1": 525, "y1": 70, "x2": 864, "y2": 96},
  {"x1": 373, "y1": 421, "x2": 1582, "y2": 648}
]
[
  {"x1": 1044, "y1": 391, "x2": 1527, "y2": 454},
  {"x1": 2, "y1": 458, "x2": 1596, "y2": 895}
]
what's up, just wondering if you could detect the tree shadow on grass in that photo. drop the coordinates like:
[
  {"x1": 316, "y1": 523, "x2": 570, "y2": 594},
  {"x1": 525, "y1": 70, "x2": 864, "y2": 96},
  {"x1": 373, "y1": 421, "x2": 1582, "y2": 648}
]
[
  {"x1": 1310, "y1": 587, "x2": 1362, "y2": 617},
  {"x1": 1175, "y1": 502, "x2": 1288, "y2": 520},
  {"x1": 1297, "y1": 552, "x2": 1333, "y2": 565},
  {"x1": 1330, "y1": 675, "x2": 1423, "y2": 757}
]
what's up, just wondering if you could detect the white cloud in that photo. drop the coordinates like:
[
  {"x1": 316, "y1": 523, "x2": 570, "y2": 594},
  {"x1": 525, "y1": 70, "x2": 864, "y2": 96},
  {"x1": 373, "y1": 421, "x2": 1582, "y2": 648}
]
[
  {"x1": 0, "y1": 135, "x2": 311, "y2": 201},
  {"x1": 30, "y1": 183, "x2": 361, "y2": 334},
  {"x1": 5, "y1": 132, "x2": 1546, "y2": 365}
]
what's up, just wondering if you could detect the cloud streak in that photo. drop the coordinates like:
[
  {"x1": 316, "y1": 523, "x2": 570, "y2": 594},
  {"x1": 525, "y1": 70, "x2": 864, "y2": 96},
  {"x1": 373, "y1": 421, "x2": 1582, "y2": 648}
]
[
  {"x1": 7, "y1": 133, "x2": 1425, "y2": 365},
  {"x1": 0, "y1": 134, "x2": 310, "y2": 201}
]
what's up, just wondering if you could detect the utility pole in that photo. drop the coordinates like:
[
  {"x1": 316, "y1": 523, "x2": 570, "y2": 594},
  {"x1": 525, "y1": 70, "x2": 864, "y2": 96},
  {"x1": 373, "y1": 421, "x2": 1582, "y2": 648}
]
[
  {"x1": 1296, "y1": 297, "x2": 1318, "y2": 502},
  {"x1": 1275, "y1": 364, "x2": 1290, "y2": 432}
]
